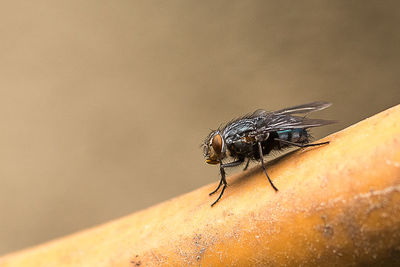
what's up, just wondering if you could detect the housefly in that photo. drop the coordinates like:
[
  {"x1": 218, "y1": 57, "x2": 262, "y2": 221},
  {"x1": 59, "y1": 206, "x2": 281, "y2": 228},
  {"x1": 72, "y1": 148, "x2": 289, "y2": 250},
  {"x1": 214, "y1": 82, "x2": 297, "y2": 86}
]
[{"x1": 203, "y1": 101, "x2": 334, "y2": 207}]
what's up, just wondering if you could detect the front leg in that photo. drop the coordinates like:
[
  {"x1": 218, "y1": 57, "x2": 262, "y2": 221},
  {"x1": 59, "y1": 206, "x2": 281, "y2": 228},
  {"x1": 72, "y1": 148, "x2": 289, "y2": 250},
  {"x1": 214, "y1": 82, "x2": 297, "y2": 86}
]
[
  {"x1": 209, "y1": 159, "x2": 245, "y2": 196},
  {"x1": 210, "y1": 158, "x2": 244, "y2": 207},
  {"x1": 209, "y1": 178, "x2": 223, "y2": 196}
]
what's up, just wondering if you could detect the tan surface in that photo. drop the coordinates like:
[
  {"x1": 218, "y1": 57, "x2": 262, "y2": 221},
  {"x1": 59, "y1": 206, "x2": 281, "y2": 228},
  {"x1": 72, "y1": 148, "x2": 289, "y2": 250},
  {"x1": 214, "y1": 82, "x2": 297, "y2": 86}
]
[
  {"x1": 1, "y1": 101, "x2": 400, "y2": 266},
  {"x1": 1, "y1": 1, "x2": 400, "y2": 255}
]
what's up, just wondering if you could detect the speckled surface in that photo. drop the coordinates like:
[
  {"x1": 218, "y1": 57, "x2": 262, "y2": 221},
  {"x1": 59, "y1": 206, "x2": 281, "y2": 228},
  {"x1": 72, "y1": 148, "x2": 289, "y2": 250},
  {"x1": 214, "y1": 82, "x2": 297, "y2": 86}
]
[{"x1": 1, "y1": 105, "x2": 399, "y2": 266}]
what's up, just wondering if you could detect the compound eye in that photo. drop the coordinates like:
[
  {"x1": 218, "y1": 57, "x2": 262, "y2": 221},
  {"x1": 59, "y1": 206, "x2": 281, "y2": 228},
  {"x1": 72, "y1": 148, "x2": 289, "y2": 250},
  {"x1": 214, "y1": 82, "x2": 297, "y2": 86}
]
[{"x1": 211, "y1": 134, "x2": 222, "y2": 154}]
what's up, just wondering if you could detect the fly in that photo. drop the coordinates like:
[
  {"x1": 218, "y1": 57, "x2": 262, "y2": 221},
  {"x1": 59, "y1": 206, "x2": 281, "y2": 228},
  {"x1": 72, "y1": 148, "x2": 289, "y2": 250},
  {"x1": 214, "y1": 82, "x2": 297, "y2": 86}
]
[{"x1": 203, "y1": 101, "x2": 335, "y2": 207}]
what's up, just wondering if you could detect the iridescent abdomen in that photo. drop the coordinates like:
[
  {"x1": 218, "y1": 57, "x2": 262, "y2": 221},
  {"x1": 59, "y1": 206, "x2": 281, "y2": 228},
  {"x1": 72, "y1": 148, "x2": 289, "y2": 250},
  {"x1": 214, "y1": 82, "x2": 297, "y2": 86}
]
[{"x1": 276, "y1": 128, "x2": 308, "y2": 143}]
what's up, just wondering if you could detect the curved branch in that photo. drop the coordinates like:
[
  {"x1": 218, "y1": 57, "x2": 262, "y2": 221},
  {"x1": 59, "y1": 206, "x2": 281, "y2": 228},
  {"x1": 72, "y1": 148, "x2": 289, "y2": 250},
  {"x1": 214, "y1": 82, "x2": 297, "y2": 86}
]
[{"x1": 2, "y1": 105, "x2": 400, "y2": 266}]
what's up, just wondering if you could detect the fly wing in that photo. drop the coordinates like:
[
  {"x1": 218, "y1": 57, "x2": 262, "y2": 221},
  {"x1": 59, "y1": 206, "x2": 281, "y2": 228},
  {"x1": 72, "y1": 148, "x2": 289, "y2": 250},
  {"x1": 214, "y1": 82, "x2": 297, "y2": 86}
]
[
  {"x1": 250, "y1": 109, "x2": 268, "y2": 117},
  {"x1": 249, "y1": 102, "x2": 331, "y2": 119},
  {"x1": 226, "y1": 102, "x2": 334, "y2": 140},
  {"x1": 274, "y1": 101, "x2": 331, "y2": 115},
  {"x1": 256, "y1": 113, "x2": 335, "y2": 133}
]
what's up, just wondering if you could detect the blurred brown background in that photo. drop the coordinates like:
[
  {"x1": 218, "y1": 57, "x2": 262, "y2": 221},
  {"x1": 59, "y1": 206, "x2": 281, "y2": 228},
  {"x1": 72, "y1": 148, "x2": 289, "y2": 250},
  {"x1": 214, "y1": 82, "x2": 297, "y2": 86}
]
[{"x1": 0, "y1": 0, "x2": 399, "y2": 255}]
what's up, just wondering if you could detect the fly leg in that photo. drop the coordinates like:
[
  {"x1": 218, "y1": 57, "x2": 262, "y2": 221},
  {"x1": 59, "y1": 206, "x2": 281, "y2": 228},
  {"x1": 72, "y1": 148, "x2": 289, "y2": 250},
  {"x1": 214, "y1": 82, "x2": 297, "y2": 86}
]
[
  {"x1": 274, "y1": 138, "x2": 329, "y2": 148},
  {"x1": 243, "y1": 158, "x2": 250, "y2": 171},
  {"x1": 210, "y1": 159, "x2": 244, "y2": 207},
  {"x1": 209, "y1": 159, "x2": 244, "y2": 196},
  {"x1": 257, "y1": 142, "x2": 278, "y2": 192},
  {"x1": 209, "y1": 179, "x2": 223, "y2": 196},
  {"x1": 210, "y1": 166, "x2": 227, "y2": 207}
]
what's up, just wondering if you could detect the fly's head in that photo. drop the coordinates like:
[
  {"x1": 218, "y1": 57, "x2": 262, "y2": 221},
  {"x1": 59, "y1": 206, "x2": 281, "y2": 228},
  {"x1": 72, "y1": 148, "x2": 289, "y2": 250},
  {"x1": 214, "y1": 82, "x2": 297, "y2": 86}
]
[{"x1": 203, "y1": 130, "x2": 226, "y2": 165}]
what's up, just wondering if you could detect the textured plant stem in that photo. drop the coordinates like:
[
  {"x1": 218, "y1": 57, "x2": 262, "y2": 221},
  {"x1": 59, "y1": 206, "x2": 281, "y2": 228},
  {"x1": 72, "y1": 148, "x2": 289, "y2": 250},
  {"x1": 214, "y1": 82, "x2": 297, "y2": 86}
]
[{"x1": 1, "y1": 105, "x2": 400, "y2": 266}]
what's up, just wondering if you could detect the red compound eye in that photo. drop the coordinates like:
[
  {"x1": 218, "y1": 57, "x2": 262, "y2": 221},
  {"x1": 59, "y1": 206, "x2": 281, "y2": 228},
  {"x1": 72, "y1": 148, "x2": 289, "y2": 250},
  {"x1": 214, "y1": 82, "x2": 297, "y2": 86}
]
[{"x1": 211, "y1": 134, "x2": 222, "y2": 154}]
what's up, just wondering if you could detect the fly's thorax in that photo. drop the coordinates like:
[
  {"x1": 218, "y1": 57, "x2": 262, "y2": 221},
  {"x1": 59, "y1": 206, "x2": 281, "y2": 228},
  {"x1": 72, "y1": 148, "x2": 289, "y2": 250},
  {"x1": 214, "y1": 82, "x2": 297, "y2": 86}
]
[
  {"x1": 230, "y1": 140, "x2": 252, "y2": 155},
  {"x1": 254, "y1": 132, "x2": 270, "y2": 142},
  {"x1": 204, "y1": 130, "x2": 226, "y2": 164}
]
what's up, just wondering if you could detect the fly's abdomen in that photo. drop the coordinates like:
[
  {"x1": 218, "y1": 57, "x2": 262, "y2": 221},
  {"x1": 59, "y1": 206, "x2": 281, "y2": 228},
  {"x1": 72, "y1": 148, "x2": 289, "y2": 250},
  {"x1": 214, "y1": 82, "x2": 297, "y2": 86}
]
[{"x1": 277, "y1": 128, "x2": 308, "y2": 143}]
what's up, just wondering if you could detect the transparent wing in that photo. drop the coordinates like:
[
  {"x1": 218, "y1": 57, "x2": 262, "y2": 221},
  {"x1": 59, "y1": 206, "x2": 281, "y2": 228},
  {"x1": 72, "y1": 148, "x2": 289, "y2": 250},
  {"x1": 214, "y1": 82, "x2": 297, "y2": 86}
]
[
  {"x1": 249, "y1": 102, "x2": 331, "y2": 119},
  {"x1": 225, "y1": 101, "x2": 334, "y2": 138},
  {"x1": 274, "y1": 101, "x2": 331, "y2": 115},
  {"x1": 257, "y1": 113, "x2": 335, "y2": 132},
  {"x1": 250, "y1": 109, "x2": 268, "y2": 117}
]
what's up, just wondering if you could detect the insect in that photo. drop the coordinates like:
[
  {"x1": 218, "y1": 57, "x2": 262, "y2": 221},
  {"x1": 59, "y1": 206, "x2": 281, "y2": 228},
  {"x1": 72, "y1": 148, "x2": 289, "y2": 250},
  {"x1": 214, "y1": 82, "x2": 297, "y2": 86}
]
[{"x1": 203, "y1": 101, "x2": 334, "y2": 207}]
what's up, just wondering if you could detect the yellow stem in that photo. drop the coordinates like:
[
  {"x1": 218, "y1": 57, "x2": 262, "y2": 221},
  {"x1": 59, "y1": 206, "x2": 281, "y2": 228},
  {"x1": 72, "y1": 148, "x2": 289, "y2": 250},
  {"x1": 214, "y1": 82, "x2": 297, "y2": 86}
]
[{"x1": 1, "y1": 105, "x2": 400, "y2": 266}]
